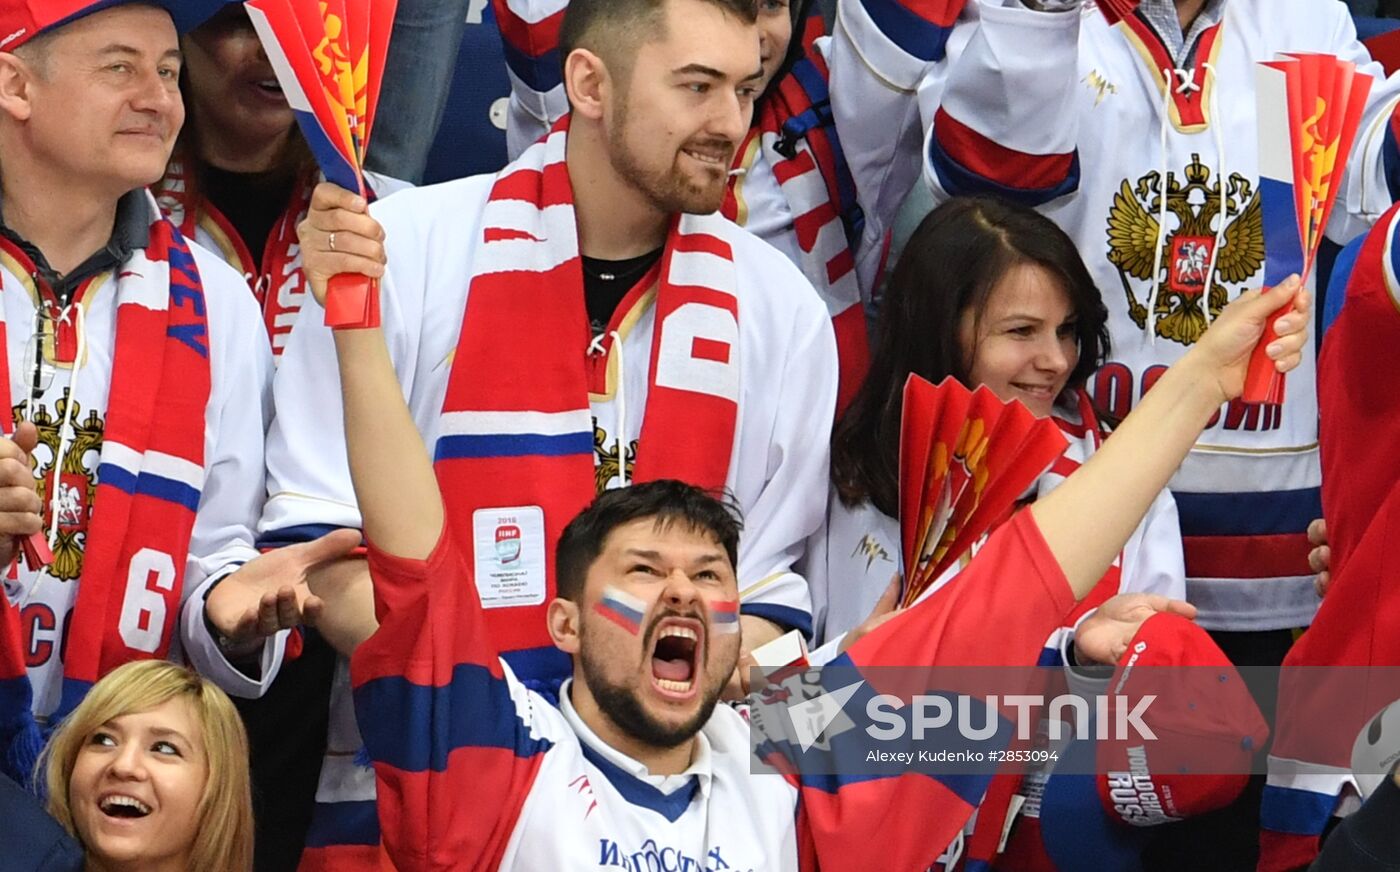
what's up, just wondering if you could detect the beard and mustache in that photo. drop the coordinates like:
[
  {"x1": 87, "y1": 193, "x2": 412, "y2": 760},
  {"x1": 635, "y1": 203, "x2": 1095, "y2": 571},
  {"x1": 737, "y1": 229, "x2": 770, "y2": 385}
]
[
  {"x1": 605, "y1": 95, "x2": 736, "y2": 217},
  {"x1": 580, "y1": 607, "x2": 737, "y2": 749}
]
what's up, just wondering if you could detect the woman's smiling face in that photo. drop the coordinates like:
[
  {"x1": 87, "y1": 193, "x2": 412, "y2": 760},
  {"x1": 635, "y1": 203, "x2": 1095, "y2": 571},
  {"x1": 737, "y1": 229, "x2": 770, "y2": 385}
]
[{"x1": 68, "y1": 697, "x2": 209, "y2": 872}]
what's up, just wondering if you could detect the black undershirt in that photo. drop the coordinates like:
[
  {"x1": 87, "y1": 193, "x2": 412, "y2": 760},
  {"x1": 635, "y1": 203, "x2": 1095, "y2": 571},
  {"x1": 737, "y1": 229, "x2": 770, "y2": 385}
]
[
  {"x1": 582, "y1": 247, "x2": 664, "y2": 334},
  {"x1": 0, "y1": 189, "x2": 150, "y2": 306},
  {"x1": 198, "y1": 164, "x2": 298, "y2": 266}
]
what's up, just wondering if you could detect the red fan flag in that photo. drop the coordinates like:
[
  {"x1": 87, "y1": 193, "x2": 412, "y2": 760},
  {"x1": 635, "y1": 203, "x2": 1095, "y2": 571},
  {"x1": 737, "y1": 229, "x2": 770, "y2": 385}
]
[
  {"x1": 18, "y1": 533, "x2": 51, "y2": 573},
  {"x1": 1244, "y1": 54, "x2": 1371, "y2": 404},
  {"x1": 245, "y1": 0, "x2": 399, "y2": 330},
  {"x1": 907, "y1": 383, "x2": 982, "y2": 590},
  {"x1": 1092, "y1": 0, "x2": 1139, "y2": 25},
  {"x1": 897, "y1": 376, "x2": 1069, "y2": 607}
]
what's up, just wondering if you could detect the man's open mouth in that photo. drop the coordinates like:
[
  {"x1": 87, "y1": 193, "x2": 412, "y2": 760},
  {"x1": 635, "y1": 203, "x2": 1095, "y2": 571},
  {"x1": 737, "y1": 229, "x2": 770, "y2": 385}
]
[{"x1": 650, "y1": 621, "x2": 702, "y2": 696}]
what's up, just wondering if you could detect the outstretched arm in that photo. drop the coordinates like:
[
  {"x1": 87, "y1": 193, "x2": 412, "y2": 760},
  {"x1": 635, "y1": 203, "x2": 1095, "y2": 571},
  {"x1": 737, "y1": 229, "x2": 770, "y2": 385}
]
[
  {"x1": 295, "y1": 184, "x2": 443, "y2": 560},
  {"x1": 1032, "y1": 277, "x2": 1309, "y2": 600},
  {"x1": 333, "y1": 323, "x2": 444, "y2": 560},
  {"x1": 302, "y1": 185, "x2": 554, "y2": 871}
]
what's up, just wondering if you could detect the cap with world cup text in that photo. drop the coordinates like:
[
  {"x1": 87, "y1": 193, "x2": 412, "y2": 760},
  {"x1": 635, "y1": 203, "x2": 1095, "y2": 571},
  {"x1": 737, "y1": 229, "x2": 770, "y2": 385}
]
[{"x1": 1032, "y1": 613, "x2": 1271, "y2": 868}]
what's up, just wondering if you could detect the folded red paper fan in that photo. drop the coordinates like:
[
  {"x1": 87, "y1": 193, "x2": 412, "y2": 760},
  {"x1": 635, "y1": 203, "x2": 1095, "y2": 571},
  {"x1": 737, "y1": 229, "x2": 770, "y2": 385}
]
[
  {"x1": 245, "y1": 0, "x2": 398, "y2": 329},
  {"x1": 898, "y1": 376, "x2": 1069, "y2": 607}
]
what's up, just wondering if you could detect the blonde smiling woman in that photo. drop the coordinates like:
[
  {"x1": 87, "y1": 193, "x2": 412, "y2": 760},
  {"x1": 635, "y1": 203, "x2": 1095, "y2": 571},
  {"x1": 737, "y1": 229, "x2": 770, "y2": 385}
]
[{"x1": 39, "y1": 661, "x2": 253, "y2": 872}]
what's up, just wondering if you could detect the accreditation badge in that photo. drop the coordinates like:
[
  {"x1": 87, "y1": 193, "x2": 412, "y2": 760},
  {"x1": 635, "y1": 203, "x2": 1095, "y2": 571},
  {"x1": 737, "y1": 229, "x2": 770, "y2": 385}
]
[{"x1": 472, "y1": 506, "x2": 546, "y2": 608}]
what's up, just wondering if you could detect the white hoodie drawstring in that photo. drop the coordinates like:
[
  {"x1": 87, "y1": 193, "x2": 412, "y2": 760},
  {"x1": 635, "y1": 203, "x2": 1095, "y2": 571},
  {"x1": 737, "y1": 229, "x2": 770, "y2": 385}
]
[
  {"x1": 1146, "y1": 63, "x2": 1227, "y2": 341},
  {"x1": 48, "y1": 303, "x2": 84, "y2": 547},
  {"x1": 587, "y1": 330, "x2": 627, "y2": 486},
  {"x1": 1200, "y1": 61, "x2": 1227, "y2": 325},
  {"x1": 1142, "y1": 66, "x2": 1176, "y2": 344}
]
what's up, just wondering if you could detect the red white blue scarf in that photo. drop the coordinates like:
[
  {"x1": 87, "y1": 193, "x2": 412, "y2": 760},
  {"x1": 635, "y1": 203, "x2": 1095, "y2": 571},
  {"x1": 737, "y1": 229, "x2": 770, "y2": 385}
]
[
  {"x1": 157, "y1": 160, "x2": 314, "y2": 357},
  {"x1": 724, "y1": 46, "x2": 870, "y2": 415},
  {"x1": 436, "y1": 116, "x2": 741, "y2": 660},
  {"x1": 0, "y1": 208, "x2": 211, "y2": 784}
]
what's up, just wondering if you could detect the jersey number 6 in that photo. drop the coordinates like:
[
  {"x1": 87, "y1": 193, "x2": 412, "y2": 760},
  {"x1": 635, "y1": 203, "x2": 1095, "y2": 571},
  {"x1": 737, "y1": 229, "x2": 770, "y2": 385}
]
[{"x1": 119, "y1": 548, "x2": 177, "y2": 653}]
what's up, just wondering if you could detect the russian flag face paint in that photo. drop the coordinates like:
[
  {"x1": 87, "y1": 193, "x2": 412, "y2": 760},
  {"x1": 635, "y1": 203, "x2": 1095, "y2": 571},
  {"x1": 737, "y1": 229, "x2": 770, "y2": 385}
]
[
  {"x1": 711, "y1": 600, "x2": 740, "y2": 635},
  {"x1": 595, "y1": 585, "x2": 648, "y2": 635}
]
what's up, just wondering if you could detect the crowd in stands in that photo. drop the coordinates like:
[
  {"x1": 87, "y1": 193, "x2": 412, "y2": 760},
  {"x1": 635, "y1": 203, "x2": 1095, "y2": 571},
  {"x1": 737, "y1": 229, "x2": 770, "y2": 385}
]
[{"x1": 0, "y1": 0, "x2": 1398, "y2": 870}]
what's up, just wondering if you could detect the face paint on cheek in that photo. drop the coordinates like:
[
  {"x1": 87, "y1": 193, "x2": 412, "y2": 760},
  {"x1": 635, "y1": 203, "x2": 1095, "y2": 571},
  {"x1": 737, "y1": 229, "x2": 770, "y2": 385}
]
[
  {"x1": 711, "y1": 600, "x2": 741, "y2": 635},
  {"x1": 595, "y1": 585, "x2": 648, "y2": 635}
]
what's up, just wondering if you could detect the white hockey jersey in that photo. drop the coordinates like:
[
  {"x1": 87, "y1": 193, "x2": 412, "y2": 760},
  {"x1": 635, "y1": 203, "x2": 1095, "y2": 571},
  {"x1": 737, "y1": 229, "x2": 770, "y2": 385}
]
[
  {"x1": 861, "y1": 0, "x2": 1400, "y2": 629},
  {"x1": 264, "y1": 174, "x2": 838, "y2": 863},
  {"x1": 265, "y1": 175, "x2": 836, "y2": 637},
  {"x1": 0, "y1": 193, "x2": 275, "y2": 716}
]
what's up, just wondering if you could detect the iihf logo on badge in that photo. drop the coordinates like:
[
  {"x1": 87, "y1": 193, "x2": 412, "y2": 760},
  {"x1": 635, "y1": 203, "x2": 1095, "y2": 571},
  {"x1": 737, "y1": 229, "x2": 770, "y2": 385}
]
[{"x1": 495, "y1": 523, "x2": 522, "y2": 566}]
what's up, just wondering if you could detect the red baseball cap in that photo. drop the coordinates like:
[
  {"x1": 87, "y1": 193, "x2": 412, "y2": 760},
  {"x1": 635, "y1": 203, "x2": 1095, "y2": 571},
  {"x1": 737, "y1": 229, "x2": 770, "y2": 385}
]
[
  {"x1": 1091, "y1": 613, "x2": 1269, "y2": 823},
  {"x1": 0, "y1": 0, "x2": 229, "y2": 51},
  {"x1": 1034, "y1": 614, "x2": 1270, "y2": 866}
]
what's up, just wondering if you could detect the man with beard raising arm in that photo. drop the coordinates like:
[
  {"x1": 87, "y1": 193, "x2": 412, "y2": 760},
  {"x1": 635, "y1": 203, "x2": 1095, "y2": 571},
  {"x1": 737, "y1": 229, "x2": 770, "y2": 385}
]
[
  {"x1": 321, "y1": 185, "x2": 1311, "y2": 870},
  {"x1": 259, "y1": 0, "x2": 836, "y2": 864}
]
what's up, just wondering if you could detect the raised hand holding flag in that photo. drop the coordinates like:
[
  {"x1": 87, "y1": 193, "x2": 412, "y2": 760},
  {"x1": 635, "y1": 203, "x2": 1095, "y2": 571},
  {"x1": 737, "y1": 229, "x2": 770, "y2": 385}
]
[
  {"x1": 244, "y1": 0, "x2": 397, "y2": 329},
  {"x1": 1245, "y1": 54, "x2": 1371, "y2": 404}
]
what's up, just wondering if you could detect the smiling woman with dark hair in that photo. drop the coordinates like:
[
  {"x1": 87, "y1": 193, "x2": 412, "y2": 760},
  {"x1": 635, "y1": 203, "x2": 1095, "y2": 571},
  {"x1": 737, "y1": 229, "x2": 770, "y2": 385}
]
[{"x1": 806, "y1": 195, "x2": 1187, "y2": 647}]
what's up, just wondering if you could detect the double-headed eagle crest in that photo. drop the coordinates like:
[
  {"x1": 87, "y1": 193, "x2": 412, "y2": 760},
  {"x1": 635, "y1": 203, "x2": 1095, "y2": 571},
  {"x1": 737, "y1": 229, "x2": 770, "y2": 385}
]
[
  {"x1": 1106, "y1": 153, "x2": 1266, "y2": 345},
  {"x1": 593, "y1": 419, "x2": 637, "y2": 495},
  {"x1": 17, "y1": 395, "x2": 104, "y2": 582}
]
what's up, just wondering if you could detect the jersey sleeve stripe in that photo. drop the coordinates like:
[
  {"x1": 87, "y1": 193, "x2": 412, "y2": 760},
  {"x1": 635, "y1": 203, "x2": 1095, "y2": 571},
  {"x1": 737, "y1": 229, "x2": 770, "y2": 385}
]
[
  {"x1": 256, "y1": 524, "x2": 360, "y2": 549},
  {"x1": 1260, "y1": 783, "x2": 1344, "y2": 835},
  {"x1": 854, "y1": 0, "x2": 961, "y2": 64},
  {"x1": 354, "y1": 664, "x2": 553, "y2": 774},
  {"x1": 494, "y1": 2, "x2": 566, "y2": 99},
  {"x1": 929, "y1": 107, "x2": 1080, "y2": 199},
  {"x1": 501, "y1": 41, "x2": 563, "y2": 95}
]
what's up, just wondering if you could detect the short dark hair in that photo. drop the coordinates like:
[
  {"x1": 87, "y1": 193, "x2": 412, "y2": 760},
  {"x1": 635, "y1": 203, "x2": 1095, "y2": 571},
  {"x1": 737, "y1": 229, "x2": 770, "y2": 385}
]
[
  {"x1": 831, "y1": 196, "x2": 1111, "y2": 516},
  {"x1": 558, "y1": 0, "x2": 759, "y2": 84},
  {"x1": 555, "y1": 480, "x2": 743, "y2": 601}
]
